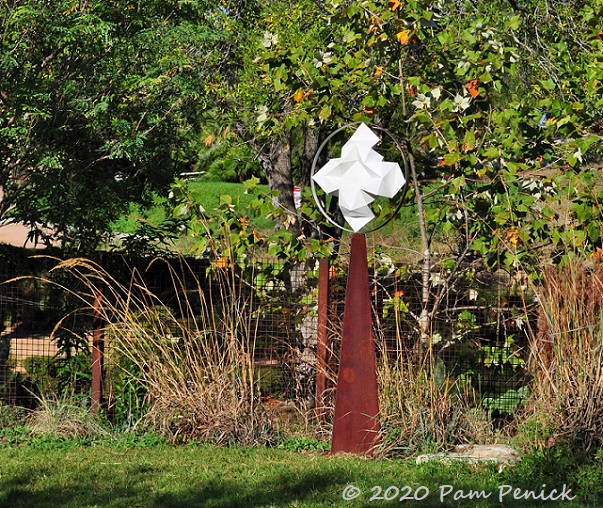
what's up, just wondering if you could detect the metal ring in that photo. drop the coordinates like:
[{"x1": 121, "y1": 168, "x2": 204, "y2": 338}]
[{"x1": 310, "y1": 122, "x2": 410, "y2": 234}]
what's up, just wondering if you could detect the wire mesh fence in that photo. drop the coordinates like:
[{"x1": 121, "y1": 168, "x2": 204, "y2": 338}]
[{"x1": 0, "y1": 245, "x2": 534, "y2": 428}]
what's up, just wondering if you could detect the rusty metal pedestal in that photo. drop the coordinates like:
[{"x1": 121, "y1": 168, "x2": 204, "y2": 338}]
[{"x1": 331, "y1": 234, "x2": 381, "y2": 455}]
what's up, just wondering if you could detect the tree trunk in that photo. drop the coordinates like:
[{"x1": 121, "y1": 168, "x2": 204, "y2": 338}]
[
  {"x1": 299, "y1": 125, "x2": 344, "y2": 245},
  {"x1": 259, "y1": 130, "x2": 299, "y2": 234},
  {"x1": 301, "y1": 123, "x2": 322, "y2": 186}
]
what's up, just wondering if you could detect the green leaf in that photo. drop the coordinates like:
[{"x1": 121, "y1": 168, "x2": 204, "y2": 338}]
[
  {"x1": 540, "y1": 78, "x2": 556, "y2": 91},
  {"x1": 463, "y1": 130, "x2": 476, "y2": 151},
  {"x1": 243, "y1": 176, "x2": 260, "y2": 191},
  {"x1": 506, "y1": 16, "x2": 521, "y2": 31},
  {"x1": 443, "y1": 152, "x2": 461, "y2": 166}
]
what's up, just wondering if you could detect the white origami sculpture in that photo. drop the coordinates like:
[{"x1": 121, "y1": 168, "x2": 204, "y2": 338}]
[{"x1": 312, "y1": 123, "x2": 406, "y2": 232}]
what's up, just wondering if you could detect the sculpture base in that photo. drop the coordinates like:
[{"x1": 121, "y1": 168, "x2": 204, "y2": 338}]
[{"x1": 331, "y1": 234, "x2": 381, "y2": 455}]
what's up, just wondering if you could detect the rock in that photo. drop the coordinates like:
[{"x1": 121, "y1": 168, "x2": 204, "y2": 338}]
[{"x1": 415, "y1": 444, "x2": 519, "y2": 468}]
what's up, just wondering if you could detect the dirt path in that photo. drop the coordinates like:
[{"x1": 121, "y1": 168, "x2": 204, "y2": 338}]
[
  {"x1": 1, "y1": 325, "x2": 58, "y2": 373},
  {"x1": 0, "y1": 220, "x2": 56, "y2": 248}
]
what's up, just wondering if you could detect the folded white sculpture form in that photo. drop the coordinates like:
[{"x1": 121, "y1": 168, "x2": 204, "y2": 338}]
[{"x1": 312, "y1": 123, "x2": 406, "y2": 232}]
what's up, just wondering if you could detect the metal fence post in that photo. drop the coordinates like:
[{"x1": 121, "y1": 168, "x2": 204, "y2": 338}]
[
  {"x1": 315, "y1": 257, "x2": 330, "y2": 422},
  {"x1": 91, "y1": 255, "x2": 105, "y2": 415}
]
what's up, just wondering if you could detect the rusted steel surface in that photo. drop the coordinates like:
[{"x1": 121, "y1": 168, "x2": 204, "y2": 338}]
[
  {"x1": 331, "y1": 234, "x2": 381, "y2": 455},
  {"x1": 315, "y1": 258, "x2": 330, "y2": 422},
  {"x1": 91, "y1": 281, "x2": 105, "y2": 415}
]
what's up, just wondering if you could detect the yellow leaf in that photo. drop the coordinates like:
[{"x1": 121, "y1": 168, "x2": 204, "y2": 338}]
[
  {"x1": 396, "y1": 30, "x2": 412, "y2": 45},
  {"x1": 62, "y1": 3, "x2": 78, "y2": 14}
]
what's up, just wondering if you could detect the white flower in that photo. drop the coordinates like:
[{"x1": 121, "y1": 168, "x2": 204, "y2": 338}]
[
  {"x1": 261, "y1": 31, "x2": 278, "y2": 48},
  {"x1": 458, "y1": 60, "x2": 470, "y2": 70},
  {"x1": 490, "y1": 39, "x2": 504, "y2": 55},
  {"x1": 412, "y1": 93, "x2": 431, "y2": 110},
  {"x1": 514, "y1": 316, "x2": 525, "y2": 329},
  {"x1": 573, "y1": 147, "x2": 584, "y2": 163},
  {"x1": 313, "y1": 51, "x2": 333, "y2": 68},
  {"x1": 430, "y1": 273, "x2": 445, "y2": 286},
  {"x1": 453, "y1": 93, "x2": 471, "y2": 112},
  {"x1": 256, "y1": 105, "x2": 269, "y2": 124},
  {"x1": 430, "y1": 87, "x2": 441, "y2": 100}
]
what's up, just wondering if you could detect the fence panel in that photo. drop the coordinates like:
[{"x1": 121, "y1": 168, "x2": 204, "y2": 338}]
[{"x1": 1, "y1": 246, "x2": 533, "y2": 429}]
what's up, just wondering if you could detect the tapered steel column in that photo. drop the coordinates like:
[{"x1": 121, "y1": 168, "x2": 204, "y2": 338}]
[{"x1": 331, "y1": 234, "x2": 380, "y2": 455}]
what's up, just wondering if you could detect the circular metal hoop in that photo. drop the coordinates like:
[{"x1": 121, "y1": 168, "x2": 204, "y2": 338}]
[{"x1": 310, "y1": 122, "x2": 410, "y2": 234}]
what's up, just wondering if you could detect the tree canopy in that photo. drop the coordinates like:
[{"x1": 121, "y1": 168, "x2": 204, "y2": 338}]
[
  {"x1": 0, "y1": 0, "x2": 220, "y2": 250},
  {"x1": 216, "y1": 0, "x2": 603, "y2": 268},
  {"x1": 2, "y1": 0, "x2": 603, "y2": 267}
]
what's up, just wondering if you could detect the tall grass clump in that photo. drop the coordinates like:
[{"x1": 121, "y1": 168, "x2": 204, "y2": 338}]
[
  {"x1": 47, "y1": 256, "x2": 273, "y2": 445},
  {"x1": 526, "y1": 261, "x2": 603, "y2": 450},
  {"x1": 377, "y1": 335, "x2": 495, "y2": 457},
  {"x1": 27, "y1": 391, "x2": 108, "y2": 440}
]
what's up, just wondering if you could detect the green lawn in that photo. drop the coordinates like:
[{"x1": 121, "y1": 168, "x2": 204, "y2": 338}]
[
  {"x1": 111, "y1": 181, "x2": 272, "y2": 235},
  {"x1": 0, "y1": 441, "x2": 602, "y2": 507},
  {"x1": 110, "y1": 180, "x2": 430, "y2": 259}
]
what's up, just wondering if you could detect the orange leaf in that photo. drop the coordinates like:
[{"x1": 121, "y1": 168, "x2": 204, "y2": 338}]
[
  {"x1": 292, "y1": 89, "x2": 307, "y2": 102},
  {"x1": 505, "y1": 229, "x2": 520, "y2": 246},
  {"x1": 216, "y1": 256, "x2": 230, "y2": 269},
  {"x1": 329, "y1": 266, "x2": 338, "y2": 279},
  {"x1": 464, "y1": 79, "x2": 480, "y2": 98},
  {"x1": 292, "y1": 89, "x2": 311, "y2": 102},
  {"x1": 388, "y1": 0, "x2": 401, "y2": 10},
  {"x1": 396, "y1": 29, "x2": 412, "y2": 45},
  {"x1": 408, "y1": 85, "x2": 415, "y2": 97},
  {"x1": 591, "y1": 247, "x2": 603, "y2": 260},
  {"x1": 374, "y1": 66, "x2": 384, "y2": 76},
  {"x1": 204, "y1": 134, "x2": 215, "y2": 147}
]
